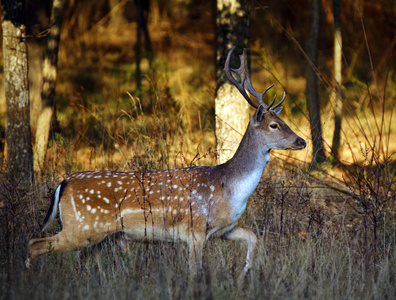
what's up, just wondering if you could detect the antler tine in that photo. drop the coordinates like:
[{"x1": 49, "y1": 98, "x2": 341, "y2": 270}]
[
  {"x1": 267, "y1": 95, "x2": 277, "y2": 110},
  {"x1": 244, "y1": 80, "x2": 274, "y2": 108},
  {"x1": 224, "y1": 46, "x2": 258, "y2": 109},
  {"x1": 271, "y1": 91, "x2": 286, "y2": 110}
]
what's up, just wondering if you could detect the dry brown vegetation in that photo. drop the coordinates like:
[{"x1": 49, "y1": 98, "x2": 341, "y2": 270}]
[{"x1": 1, "y1": 0, "x2": 395, "y2": 299}]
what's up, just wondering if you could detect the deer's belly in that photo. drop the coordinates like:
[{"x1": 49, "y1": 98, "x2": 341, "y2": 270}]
[{"x1": 122, "y1": 225, "x2": 188, "y2": 242}]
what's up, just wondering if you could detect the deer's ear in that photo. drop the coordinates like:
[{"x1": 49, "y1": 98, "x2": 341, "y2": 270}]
[
  {"x1": 255, "y1": 105, "x2": 265, "y2": 125},
  {"x1": 273, "y1": 106, "x2": 283, "y2": 116}
]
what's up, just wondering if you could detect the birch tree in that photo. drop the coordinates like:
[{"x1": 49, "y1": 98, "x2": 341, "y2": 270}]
[
  {"x1": 2, "y1": 0, "x2": 34, "y2": 183},
  {"x1": 331, "y1": 0, "x2": 342, "y2": 160},
  {"x1": 34, "y1": 0, "x2": 65, "y2": 172},
  {"x1": 215, "y1": 0, "x2": 250, "y2": 163}
]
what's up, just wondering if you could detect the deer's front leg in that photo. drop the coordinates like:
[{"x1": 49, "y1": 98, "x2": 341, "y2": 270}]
[
  {"x1": 223, "y1": 226, "x2": 257, "y2": 274},
  {"x1": 188, "y1": 232, "x2": 205, "y2": 275}
]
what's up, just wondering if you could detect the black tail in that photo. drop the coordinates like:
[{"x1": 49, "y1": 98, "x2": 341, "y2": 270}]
[{"x1": 42, "y1": 180, "x2": 67, "y2": 232}]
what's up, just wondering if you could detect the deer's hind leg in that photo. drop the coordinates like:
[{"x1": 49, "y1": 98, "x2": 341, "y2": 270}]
[{"x1": 26, "y1": 229, "x2": 109, "y2": 268}]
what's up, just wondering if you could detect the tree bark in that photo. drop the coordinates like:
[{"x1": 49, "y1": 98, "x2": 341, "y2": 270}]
[
  {"x1": 2, "y1": 0, "x2": 34, "y2": 183},
  {"x1": 331, "y1": 0, "x2": 342, "y2": 161},
  {"x1": 215, "y1": 0, "x2": 250, "y2": 164},
  {"x1": 34, "y1": 0, "x2": 65, "y2": 172},
  {"x1": 305, "y1": 0, "x2": 326, "y2": 164}
]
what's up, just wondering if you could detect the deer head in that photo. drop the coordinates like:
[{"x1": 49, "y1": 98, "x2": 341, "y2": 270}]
[{"x1": 224, "y1": 46, "x2": 306, "y2": 157}]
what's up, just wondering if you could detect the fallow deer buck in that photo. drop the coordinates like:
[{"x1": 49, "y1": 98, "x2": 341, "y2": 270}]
[{"x1": 26, "y1": 46, "x2": 306, "y2": 276}]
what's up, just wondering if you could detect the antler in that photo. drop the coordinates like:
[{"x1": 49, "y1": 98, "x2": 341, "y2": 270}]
[{"x1": 224, "y1": 46, "x2": 285, "y2": 110}]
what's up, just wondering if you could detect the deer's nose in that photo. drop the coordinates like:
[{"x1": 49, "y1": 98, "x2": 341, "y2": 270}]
[{"x1": 296, "y1": 137, "x2": 306, "y2": 149}]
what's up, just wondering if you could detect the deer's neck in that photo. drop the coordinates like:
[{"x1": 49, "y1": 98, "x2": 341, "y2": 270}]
[
  {"x1": 226, "y1": 127, "x2": 271, "y2": 178},
  {"x1": 220, "y1": 128, "x2": 271, "y2": 220}
]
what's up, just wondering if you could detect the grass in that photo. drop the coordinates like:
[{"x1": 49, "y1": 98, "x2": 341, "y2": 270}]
[{"x1": 1, "y1": 155, "x2": 395, "y2": 299}]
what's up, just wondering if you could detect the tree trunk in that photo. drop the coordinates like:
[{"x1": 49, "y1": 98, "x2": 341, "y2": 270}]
[
  {"x1": 135, "y1": 0, "x2": 152, "y2": 98},
  {"x1": 2, "y1": 0, "x2": 34, "y2": 183},
  {"x1": 331, "y1": 0, "x2": 342, "y2": 161},
  {"x1": 215, "y1": 0, "x2": 250, "y2": 164},
  {"x1": 25, "y1": 0, "x2": 51, "y2": 129},
  {"x1": 34, "y1": 0, "x2": 65, "y2": 172},
  {"x1": 305, "y1": 0, "x2": 326, "y2": 164}
]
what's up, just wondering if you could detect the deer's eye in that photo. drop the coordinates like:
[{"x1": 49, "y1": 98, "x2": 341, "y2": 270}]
[{"x1": 270, "y1": 123, "x2": 278, "y2": 129}]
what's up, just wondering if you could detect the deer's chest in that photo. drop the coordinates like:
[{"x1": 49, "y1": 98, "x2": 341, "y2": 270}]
[{"x1": 229, "y1": 167, "x2": 264, "y2": 223}]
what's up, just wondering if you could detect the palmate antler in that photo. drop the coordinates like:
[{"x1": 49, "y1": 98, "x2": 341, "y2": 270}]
[{"x1": 224, "y1": 46, "x2": 285, "y2": 110}]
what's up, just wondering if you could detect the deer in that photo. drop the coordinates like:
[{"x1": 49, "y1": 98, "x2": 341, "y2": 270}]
[{"x1": 26, "y1": 46, "x2": 306, "y2": 277}]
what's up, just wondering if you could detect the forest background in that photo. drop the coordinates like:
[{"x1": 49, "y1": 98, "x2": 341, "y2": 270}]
[{"x1": 0, "y1": 0, "x2": 395, "y2": 299}]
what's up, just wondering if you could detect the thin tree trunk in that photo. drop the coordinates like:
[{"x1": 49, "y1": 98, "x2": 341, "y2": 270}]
[
  {"x1": 306, "y1": 0, "x2": 326, "y2": 164},
  {"x1": 34, "y1": 0, "x2": 65, "y2": 172},
  {"x1": 135, "y1": 0, "x2": 152, "y2": 97},
  {"x1": 215, "y1": 0, "x2": 250, "y2": 164},
  {"x1": 25, "y1": 0, "x2": 51, "y2": 130},
  {"x1": 2, "y1": 0, "x2": 34, "y2": 184},
  {"x1": 331, "y1": 0, "x2": 342, "y2": 161},
  {"x1": 135, "y1": 0, "x2": 142, "y2": 94}
]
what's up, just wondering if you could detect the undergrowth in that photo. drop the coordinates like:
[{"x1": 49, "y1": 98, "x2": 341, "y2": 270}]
[{"x1": 1, "y1": 101, "x2": 395, "y2": 299}]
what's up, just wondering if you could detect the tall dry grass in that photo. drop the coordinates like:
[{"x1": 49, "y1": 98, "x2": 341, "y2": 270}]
[
  {"x1": 1, "y1": 151, "x2": 395, "y2": 299},
  {"x1": 1, "y1": 75, "x2": 395, "y2": 298}
]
